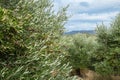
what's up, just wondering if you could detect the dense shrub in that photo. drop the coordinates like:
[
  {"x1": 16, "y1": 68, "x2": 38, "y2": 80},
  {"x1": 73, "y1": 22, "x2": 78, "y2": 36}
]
[
  {"x1": 0, "y1": 0, "x2": 75, "y2": 80},
  {"x1": 61, "y1": 34, "x2": 97, "y2": 70},
  {"x1": 94, "y1": 13, "x2": 120, "y2": 75}
]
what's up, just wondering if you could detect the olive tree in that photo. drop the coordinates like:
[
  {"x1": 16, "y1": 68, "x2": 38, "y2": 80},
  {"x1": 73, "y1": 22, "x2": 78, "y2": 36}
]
[
  {"x1": 94, "y1": 14, "x2": 120, "y2": 75},
  {"x1": 0, "y1": 0, "x2": 75, "y2": 79}
]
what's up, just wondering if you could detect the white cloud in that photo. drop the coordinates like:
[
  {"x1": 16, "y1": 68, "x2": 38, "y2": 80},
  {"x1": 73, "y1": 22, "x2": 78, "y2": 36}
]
[
  {"x1": 54, "y1": 0, "x2": 120, "y2": 14},
  {"x1": 65, "y1": 22, "x2": 97, "y2": 31},
  {"x1": 70, "y1": 11, "x2": 119, "y2": 21},
  {"x1": 65, "y1": 21, "x2": 111, "y2": 31},
  {"x1": 54, "y1": 0, "x2": 120, "y2": 31}
]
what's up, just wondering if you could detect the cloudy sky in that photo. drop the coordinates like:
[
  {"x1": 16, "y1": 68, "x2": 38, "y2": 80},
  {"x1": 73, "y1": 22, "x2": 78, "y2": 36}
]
[{"x1": 54, "y1": 0, "x2": 120, "y2": 31}]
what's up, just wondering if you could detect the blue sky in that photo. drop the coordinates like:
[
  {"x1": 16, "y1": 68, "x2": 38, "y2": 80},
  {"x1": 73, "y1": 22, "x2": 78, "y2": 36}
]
[{"x1": 53, "y1": 0, "x2": 120, "y2": 31}]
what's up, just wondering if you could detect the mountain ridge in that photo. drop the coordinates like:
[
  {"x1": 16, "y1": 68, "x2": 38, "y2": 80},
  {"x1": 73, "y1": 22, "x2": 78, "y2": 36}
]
[{"x1": 65, "y1": 30, "x2": 95, "y2": 34}]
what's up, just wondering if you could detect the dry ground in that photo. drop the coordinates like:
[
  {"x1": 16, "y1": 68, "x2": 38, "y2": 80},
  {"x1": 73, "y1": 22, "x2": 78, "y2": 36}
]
[{"x1": 70, "y1": 68, "x2": 120, "y2": 80}]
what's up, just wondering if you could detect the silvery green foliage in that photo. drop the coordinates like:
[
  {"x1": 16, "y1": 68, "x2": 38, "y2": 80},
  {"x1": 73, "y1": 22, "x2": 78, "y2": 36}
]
[
  {"x1": 95, "y1": 13, "x2": 120, "y2": 75},
  {"x1": 0, "y1": 0, "x2": 75, "y2": 79},
  {"x1": 61, "y1": 34, "x2": 97, "y2": 69}
]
